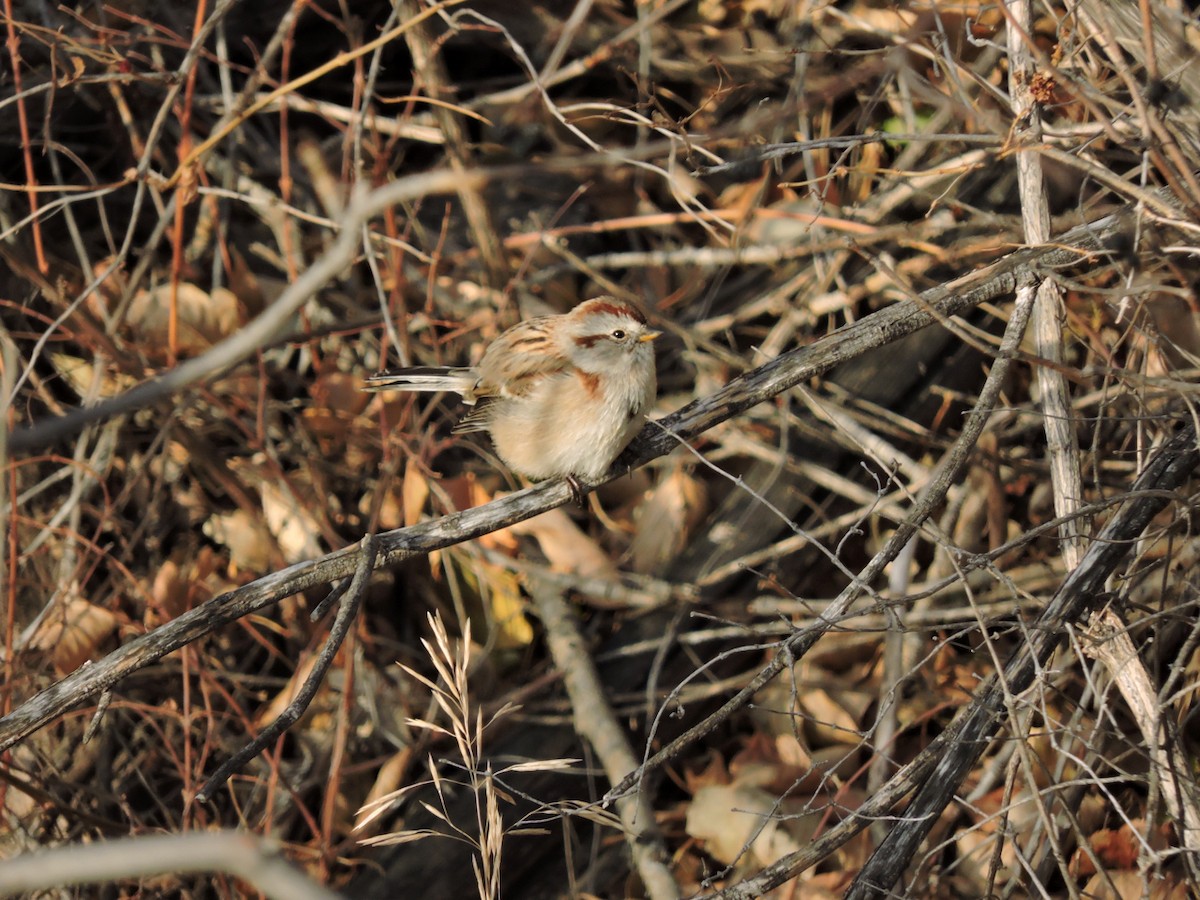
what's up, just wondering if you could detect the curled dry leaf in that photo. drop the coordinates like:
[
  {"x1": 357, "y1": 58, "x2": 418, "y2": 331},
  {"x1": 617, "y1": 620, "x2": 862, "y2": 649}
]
[
  {"x1": 28, "y1": 594, "x2": 119, "y2": 675},
  {"x1": 508, "y1": 507, "x2": 618, "y2": 581},
  {"x1": 629, "y1": 464, "x2": 708, "y2": 574},
  {"x1": 123, "y1": 282, "x2": 243, "y2": 356},
  {"x1": 151, "y1": 559, "x2": 189, "y2": 621},
  {"x1": 145, "y1": 547, "x2": 221, "y2": 626},
  {"x1": 203, "y1": 509, "x2": 276, "y2": 575},
  {"x1": 685, "y1": 783, "x2": 809, "y2": 870},
  {"x1": 1071, "y1": 820, "x2": 1170, "y2": 879},
  {"x1": 50, "y1": 353, "x2": 137, "y2": 399},
  {"x1": 403, "y1": 460, "x2": 430, "y2": 527}
]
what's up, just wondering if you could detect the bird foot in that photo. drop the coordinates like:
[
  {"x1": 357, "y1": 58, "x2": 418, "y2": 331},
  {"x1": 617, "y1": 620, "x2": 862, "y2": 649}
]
[{"x1": 566, "y1": 475, "x2": 587, "y2": 507}]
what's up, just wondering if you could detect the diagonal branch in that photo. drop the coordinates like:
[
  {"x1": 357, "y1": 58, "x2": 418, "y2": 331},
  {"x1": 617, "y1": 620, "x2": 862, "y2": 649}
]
[
  {"x1": 706, "y1": 419, "x2": 1200, "y2": 899},
  {"x1": 0, "y1": 196, "x2": 1143, "y2": 754},
  {"x1": 843, "y1": 420, "x2": 1200, "y2": 900}
]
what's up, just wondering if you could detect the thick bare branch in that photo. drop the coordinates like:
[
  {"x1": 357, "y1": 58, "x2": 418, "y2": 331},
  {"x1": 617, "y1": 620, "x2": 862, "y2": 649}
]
[{"x1": 0, "y1": 196, "x2": 1142, "y2": 755}]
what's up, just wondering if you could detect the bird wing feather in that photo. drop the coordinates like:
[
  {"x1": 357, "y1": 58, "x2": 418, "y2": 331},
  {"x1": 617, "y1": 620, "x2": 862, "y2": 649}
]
[
  {"x1": 452, "y1": 399, "x2": 497, "y2": 434},
  {"x1": 453, "y1": 318, "x2": 570, "y2": 433},
  {"x1": 474, "y1": 318, "x2": 570, "y2": 398}
]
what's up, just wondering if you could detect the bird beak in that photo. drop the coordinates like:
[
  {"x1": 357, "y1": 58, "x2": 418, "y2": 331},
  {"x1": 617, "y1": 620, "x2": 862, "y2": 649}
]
[{"x1": 639, "y1": 330, "x2": 662, "y2": 343}]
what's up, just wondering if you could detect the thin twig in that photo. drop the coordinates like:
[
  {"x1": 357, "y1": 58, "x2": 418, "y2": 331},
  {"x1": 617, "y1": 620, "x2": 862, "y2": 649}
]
[
  {"x1": 609, "y1": 256, "x2": 1041, "y2": 805},
  {"x1": 195, "y1": 533, "x2": 378, "y2": 802},
  {"x1": 708, "y1": 421, "x2": 1200, "y2": 899},
  {"x1": 0, "y1": 193, "x2": 1151, "y2": 754},
  {"x1": 1007, "y1": 0, "x2": 1088, "y2": 571},
  {"x1": 840, "y1": 423, "x2": 1200, "y2": 900}
]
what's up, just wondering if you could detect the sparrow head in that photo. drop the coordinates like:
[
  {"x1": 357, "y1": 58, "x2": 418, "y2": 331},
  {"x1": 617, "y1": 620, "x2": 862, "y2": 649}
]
[{"x1": 562, "y1": 297, "x2": 660, "y2": 374}]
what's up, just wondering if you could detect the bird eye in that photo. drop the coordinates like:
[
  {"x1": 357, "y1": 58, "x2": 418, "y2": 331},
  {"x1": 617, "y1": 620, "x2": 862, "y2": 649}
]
[{"x1": 611, "y1": 329, "x2": 626, "y2": 340}]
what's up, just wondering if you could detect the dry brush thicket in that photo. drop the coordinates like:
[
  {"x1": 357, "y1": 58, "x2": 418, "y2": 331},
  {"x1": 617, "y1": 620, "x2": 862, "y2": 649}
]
[{"x1": 2, "y1": 1, "x2": 1200, "y2": 897}]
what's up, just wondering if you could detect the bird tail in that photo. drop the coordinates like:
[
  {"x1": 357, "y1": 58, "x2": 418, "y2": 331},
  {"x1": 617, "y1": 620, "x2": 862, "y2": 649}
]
[{"x1": 362, "y1": 367, "x2": 477, "y2": 397}]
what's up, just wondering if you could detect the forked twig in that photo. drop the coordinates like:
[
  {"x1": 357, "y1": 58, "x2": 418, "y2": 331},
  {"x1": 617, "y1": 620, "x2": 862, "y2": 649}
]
[
  {"x1": 0, "y1": 192, "x2": 1155, "y2": 756},
  {"x1": 195, "y1": 533, "x2": 378, "y2": 803}
]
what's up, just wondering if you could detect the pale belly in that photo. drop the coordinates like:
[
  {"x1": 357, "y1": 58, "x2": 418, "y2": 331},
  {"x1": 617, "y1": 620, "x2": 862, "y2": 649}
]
[{"x1": 487, "y1": 375, "x2": 647, "y2": 481}]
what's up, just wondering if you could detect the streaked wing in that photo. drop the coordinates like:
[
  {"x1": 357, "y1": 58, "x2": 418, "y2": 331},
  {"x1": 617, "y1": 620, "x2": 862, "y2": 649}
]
[
  {"x1": 475, "y1": 317, "x2": 569, "y2": 397},
  {"x1": 452, "y1": 398, "x2": 496, "y2": 434}
]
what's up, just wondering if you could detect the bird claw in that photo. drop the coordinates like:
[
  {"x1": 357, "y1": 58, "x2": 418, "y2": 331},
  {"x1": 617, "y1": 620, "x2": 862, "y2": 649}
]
[{"x1": 566, "y1": 475, "x2": 587, "y2": 507}]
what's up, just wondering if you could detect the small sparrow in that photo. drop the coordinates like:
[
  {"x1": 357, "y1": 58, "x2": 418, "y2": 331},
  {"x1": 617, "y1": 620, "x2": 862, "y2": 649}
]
[{"x1": 365, "y1": 297, "x2": 660, "y2": 497}]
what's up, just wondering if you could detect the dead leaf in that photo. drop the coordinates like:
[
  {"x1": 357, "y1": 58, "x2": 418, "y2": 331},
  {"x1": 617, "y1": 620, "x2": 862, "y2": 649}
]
[
  {"x1": 203, "y1": 509, "x2": 276, "y2": 574},
  {"x1": 256, "y1": 652, "x2": 339, "y2": 731},
  {"x1": 629, "y1": 465, "x2": 708, "y2": 573},
  {"x1": 1145, "y1": 293, "x2": 1200, "y2": 374},
  {"x1": 683, "y1": 753, "x2": 731, "y2": 795},
  {"x1": 355, "y1": 748, "x2": 415, "y2": 838},
  {"x1": 509, "y1": 507, "x2": 617, "y2": 581},
  {"x1": 484, "y1": 564, "x2": 534, "y2": 649},
  {"x1": 304, "y1": 372, "x2": 371, "y2": 455},
  {"x1": 403, "y1": 460, "x2": 430, "y2": 526},
  {"x1": 50, "y1": 353, "x2": 136, "y2": 399},
  {"x1": 230, "y1": 455, "x2": 329, "y2": 564},
  {"x1": 1089, "y1": 825, "x2": 1143, "y2": 870},
  {"x1": 144, "y1": 547, "x2": 220, "y2": 626},
  {"x1": 152, "y1": 559, "x2": 189, "y2": 621},
  {"x1": 310, "y1": 371, "x2": 369, "y2": 416},
  {"x1": 798, "y1": 689, "x2": 863, "y2": 747},
  {"x1": 28, "y1": 594, "x2": 119, "y2": 675},
  {"x1": 124, "y1": 282, "x2": 243, "y2": 355},
  {"x1": 1081, "y1": 870, "x2": 1149, "y2": 900},
  {"x1": 685, "y1": 783, "x2": 805, "y2": 868}
]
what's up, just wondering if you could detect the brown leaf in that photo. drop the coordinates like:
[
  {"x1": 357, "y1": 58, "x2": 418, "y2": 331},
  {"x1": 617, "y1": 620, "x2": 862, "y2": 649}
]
[
  {"x1": 629, "y1": 464, "x2": 708, "y2": 573},
  {"x1": 309, "y1": 371, "x2": 371, "y2": 417},
  {"x1": 798, "y1": 688, "x2": 865, "y2": 747},
  {"x1": 509, "y1": 508, "x2": 617, "y2": 581},
  {"x1": 355, "y1": 748, "x2": 415, "y2": 838},
  {"x1": 50, "y1": 353, "x2": 136, "y2": 399},
  {"x1": 203, "y1": 509, "x2": 276, "y2": 574},
  {"x1": 263, "y1": 489, "x2": 325, "y2": 562},
  {"x1": 29, "y1": 595, "x2": 119, "y2": 675},
  {"x1": 1089, "y1": 826, "x2": 1142, "y2": 870},
  {"x1": 123, "y1": 282, "x2": 243, "y2": 355},
  {"x1": 685, "y1": 783, "x2": 807, "y2": 868},
  {"x1": 1081, "y1": 870, "x2": 1149, "y2": 900},
  {"x1": 151, "y1": 559, "x2": 189, "y2": 621},
  {"x1": 403, "y1": 460, "x2": 431, "y2": 527},
  {"x1": 1145, "y1": 293, "x2": 1200, "y2": 374},
  {"x1": 256, "y1": 652, "x2": 336, "y2": 730}
]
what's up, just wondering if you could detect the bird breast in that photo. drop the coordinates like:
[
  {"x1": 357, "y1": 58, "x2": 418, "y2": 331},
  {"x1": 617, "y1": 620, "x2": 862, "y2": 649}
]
[{"x1": 486, "y1": 362, "x2": 653, "y2": 481}]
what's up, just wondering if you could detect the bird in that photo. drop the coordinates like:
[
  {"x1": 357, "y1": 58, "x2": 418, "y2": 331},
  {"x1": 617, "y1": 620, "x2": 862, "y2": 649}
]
[{"x1": 364, "y1": 297, "x2": 660, "y2": 500}]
